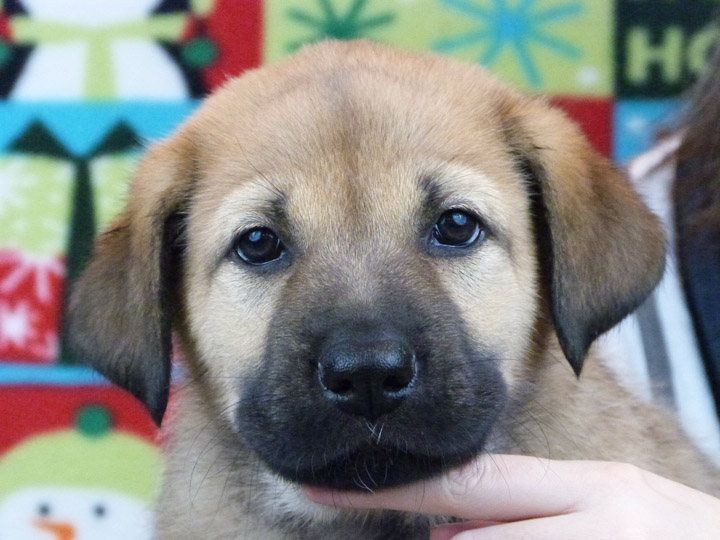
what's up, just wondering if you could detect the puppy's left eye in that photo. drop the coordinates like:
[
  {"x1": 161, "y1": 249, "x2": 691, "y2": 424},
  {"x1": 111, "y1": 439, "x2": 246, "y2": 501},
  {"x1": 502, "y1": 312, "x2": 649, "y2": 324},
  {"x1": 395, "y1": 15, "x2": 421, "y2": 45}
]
[
  {"x1": 234, "y1": 227, "x2": 286, "y2": 265},
  {"x1": 431, "y1": 210, "x2": 485, "y2": 248}
]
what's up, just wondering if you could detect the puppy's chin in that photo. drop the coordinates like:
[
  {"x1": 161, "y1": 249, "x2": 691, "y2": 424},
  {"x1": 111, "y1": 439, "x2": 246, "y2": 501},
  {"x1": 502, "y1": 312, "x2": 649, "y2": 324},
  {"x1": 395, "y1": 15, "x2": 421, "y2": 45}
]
[
  {"x1": 255, "y1": 470, "x2": 348, "y2": 525},
  {"x1": 257, "y1": 469, "x2": 445, "y2": 534}
]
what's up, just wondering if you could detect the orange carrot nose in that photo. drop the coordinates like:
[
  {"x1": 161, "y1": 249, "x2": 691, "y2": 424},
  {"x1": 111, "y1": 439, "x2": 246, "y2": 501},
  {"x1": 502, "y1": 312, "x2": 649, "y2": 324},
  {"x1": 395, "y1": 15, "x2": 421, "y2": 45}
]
[{"x1": 34, "y1": 519, "x2": 76, "y2": 540}]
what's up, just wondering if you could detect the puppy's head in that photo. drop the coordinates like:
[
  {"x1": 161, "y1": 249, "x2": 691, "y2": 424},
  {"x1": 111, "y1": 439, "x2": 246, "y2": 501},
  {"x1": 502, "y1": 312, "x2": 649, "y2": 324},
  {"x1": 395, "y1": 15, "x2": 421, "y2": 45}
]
[{"x1": 68, "y1": 41, "x2": 664, "y2": 491}]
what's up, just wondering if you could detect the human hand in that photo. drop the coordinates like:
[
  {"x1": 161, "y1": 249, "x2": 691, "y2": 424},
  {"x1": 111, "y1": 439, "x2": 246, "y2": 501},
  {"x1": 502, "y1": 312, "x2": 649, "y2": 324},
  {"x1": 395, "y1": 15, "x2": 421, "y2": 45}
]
[{"x1": 304, "y1": 455, "x2": 720, "y2": 539}]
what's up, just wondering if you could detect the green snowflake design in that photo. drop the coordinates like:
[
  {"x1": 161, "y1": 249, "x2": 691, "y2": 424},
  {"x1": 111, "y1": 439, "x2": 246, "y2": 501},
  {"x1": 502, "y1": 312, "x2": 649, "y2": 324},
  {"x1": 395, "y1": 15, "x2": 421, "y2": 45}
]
[
  {"x1": 286, "y1": 0, "x2": 396, "y2": 51},
  {"x1": 436, "y1": 0, "x2": 583, "y2": 87},
  {"x1": 0, "y1": 156, "x2": 74, "y2": 256}
]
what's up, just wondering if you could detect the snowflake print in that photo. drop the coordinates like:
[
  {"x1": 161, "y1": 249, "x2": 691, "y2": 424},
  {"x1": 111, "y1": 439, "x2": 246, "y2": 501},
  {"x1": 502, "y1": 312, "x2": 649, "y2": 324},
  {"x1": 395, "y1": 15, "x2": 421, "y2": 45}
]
[
  {"x1": 286, "y1": 0, "x2": 396, "y2": 50},
  {"x1": 27, "y1": 328, "x2": 59, "y2": 359},
  {"x1": 0, "y1": 297, "x2": 58, "y2": 360},
  {"x1": 0, "y1": 160, "x2": 27, "y2": 219},
  {"x1": 436, "y1": 0, "x2": 583, "y2": 87},
  {"x1": 0, "y1": 251, "x2": 63, "y2": 363},
  {"x1": 0, "y1": 251, "x2": 64, "y2": 304},
  {"x1": 0, "y1": 300, "x2": 36, "y2": 349},
  {"x1": 0, "y1": 156, "x2": 74, "y2": 256}
]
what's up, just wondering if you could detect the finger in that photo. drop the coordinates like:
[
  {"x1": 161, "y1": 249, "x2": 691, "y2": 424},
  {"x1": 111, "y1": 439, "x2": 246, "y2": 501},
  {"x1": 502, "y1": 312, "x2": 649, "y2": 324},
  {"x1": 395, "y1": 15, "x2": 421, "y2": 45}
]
[
  {"x1": 430, "y1": 520, "x2": 500, "y2": 540},
  {"x1": 304, "y1": 454, "x2": 589, "y2": 521},
  {"x1": 450, "y1": 514, "x2": 588, "y2": 540}
]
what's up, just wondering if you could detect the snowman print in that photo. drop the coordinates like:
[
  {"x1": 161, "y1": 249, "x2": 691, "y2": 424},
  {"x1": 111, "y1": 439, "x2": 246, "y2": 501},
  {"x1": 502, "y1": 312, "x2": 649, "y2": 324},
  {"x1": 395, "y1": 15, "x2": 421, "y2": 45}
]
[
  {"x1": 9, "y1": 0, "x2": 190, "y2": 99},
  {"x1": 0, "y1": 405, "x2": 161, "y2": 540},
  {"x1": 0, "y1": 487, "x2": 152, "y2": 540}
]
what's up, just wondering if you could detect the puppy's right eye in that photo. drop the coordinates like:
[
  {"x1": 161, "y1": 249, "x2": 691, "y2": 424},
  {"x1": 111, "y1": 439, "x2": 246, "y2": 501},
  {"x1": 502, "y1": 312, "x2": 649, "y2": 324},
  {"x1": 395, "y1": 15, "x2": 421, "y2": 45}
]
[
  {"x1": 431, "y1": 209, "x2": 485, "y2": 248},
  {"x1": 233, "y1": 227, "x2": 286, "y2": 265}
]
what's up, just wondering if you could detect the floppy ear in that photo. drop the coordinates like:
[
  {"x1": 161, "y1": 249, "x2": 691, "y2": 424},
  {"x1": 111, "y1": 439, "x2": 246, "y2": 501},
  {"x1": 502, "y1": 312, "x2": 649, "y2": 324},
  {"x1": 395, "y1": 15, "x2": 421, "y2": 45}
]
[
  {"x1": 503, "y1": 98, "x2": 665, "y2": 375},
  {"x1": 67, "y1": 133, "x2": 194, "y2": 425}
]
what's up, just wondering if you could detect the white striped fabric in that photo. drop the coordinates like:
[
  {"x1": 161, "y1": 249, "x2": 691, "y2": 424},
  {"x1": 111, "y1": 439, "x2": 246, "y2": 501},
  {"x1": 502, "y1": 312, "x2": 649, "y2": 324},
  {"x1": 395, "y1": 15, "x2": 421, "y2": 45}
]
[{"x1": 598, "y1": 137, "x2": 720, "y2": 465}]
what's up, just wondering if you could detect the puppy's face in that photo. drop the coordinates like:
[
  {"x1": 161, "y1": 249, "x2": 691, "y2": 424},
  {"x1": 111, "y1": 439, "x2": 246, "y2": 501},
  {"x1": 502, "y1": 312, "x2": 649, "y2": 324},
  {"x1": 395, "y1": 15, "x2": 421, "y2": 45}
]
[
  {"x1": 69, "y1": 41, "x2": 665, "y2": 492},
  {"x1": 185, "y1": 84, "x2": 537, "y2": 488}
]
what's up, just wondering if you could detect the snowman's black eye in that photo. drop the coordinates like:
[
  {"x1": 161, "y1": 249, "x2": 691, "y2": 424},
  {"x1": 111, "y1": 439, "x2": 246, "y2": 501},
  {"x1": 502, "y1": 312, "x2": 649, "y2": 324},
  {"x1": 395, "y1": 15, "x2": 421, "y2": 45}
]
[
  {"x1": 38, "y1": 503, "x2": 51, "y2": 517},
  {"x1": 93, "y1": 504, "x2": 106, "y2": 518}
]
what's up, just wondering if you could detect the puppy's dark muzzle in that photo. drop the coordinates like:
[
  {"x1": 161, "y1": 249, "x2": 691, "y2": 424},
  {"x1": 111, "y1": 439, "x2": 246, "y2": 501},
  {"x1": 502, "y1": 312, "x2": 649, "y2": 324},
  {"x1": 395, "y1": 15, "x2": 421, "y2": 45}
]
[
  {"x1": 318, "y1": 333, "x2": 417, "y2": 422},
  {"x1": 239, "y1": 295, "x2": 506, "y2": 490}
]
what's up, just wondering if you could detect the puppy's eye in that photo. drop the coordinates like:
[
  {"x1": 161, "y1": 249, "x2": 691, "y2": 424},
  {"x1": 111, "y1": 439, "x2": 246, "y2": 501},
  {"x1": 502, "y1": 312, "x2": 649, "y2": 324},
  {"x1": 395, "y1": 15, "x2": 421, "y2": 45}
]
[
  {"x1": 234, "y1": 227, "x2": 285, "y2": 265},
  {"x1": 431, "y1": 210, "x2": 484, "y2": 248}
]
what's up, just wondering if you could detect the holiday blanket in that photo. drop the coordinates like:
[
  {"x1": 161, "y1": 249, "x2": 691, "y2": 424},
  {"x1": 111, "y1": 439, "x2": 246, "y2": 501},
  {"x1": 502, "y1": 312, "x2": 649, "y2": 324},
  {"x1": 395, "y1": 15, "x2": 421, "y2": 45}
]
[{"x1": 0, "y1": 1, "x2": 717, "y2": 537}]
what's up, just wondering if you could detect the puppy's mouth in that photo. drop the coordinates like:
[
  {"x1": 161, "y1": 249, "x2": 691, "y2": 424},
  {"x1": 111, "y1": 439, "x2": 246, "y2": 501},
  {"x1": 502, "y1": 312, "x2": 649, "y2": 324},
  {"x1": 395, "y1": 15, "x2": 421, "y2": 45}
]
[{"x1": 268, "y1": 436, "x2": 488, "y2": 491}]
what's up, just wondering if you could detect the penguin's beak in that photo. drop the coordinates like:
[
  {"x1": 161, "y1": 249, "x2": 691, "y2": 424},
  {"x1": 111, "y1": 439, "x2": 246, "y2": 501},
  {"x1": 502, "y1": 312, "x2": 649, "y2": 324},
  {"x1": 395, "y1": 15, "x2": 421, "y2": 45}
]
[{"x1": 34, "y1": 519, "x2": 76, "y2": 540}]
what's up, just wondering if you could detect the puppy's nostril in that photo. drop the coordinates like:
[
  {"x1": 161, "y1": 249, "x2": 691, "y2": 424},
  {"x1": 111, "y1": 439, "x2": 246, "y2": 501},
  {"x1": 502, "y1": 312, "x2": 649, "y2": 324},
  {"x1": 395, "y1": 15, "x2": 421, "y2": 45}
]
[
  {"x1": 324, "y1": 377, "x2": 353, "y2": 395},
  {"x1": 318, "y1": 361, "x2": 356, "y2": 395},
  {"x1": 383, "y1": 372, "x2": 413, "y2": 393}
]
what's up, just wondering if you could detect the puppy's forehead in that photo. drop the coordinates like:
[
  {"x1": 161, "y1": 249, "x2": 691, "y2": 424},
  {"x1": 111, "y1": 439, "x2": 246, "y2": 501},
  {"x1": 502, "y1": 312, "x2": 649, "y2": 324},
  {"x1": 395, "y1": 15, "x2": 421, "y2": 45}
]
[
  {"x1": 188, "y1": 43, "x2": 525, "y2": 256},
  {"x1": 194, "y1": 43, "x2": 516, "y2": 170}
]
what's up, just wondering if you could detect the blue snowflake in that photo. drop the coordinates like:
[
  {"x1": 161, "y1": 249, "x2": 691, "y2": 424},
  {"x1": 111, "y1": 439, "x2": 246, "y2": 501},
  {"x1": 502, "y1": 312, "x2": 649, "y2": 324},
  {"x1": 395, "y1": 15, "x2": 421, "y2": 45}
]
[{"x1": 436, "y1": 0, "x2": 583, "y2": 87}]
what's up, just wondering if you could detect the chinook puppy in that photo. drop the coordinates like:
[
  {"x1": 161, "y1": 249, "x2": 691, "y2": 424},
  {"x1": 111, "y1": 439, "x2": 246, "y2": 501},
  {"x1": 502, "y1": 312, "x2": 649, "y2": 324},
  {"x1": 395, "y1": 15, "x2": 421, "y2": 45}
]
[{"x1": 69, "y1": 41, "x2": 719, "y2": 539}]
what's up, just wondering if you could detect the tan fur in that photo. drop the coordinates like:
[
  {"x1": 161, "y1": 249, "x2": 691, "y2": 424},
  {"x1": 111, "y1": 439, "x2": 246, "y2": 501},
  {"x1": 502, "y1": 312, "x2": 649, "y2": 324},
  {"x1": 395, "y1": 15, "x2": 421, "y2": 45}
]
[{"x1": 69, "y1": 41, "x2": 719, "y2": 540}]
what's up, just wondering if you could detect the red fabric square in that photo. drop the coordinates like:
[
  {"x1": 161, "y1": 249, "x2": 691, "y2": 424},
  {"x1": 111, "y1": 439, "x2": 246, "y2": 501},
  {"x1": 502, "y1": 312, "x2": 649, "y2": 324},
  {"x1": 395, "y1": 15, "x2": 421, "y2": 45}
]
[
  {"x1": 0, "y1": 11, "x2": 10, "y2": 40},
  {"x1": 551, "y1": 97, "x2": 614, "y2": 157},
  {"x1": 184, "y1": 0, "x2": 263, "y2": 92},
  {"x1": 0, "y1": 251, "x2": 63, "y2": 364}
]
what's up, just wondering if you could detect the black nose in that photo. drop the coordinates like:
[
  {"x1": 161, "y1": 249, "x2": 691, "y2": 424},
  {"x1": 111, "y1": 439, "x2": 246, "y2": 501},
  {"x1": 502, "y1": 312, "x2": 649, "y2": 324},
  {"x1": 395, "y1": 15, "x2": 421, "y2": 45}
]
[{"x1": 318, "y1": 336, "x2": 417, "y2": 421}]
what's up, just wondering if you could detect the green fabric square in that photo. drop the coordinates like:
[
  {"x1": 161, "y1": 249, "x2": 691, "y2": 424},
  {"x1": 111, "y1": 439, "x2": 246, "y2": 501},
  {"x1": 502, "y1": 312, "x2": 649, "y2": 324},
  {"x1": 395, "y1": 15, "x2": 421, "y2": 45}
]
[
  {"x1": 264, "y1": 0, "x2": 613, "y2": 96},
  {"x1": 90, "y1": 155, "x2": 137, "y2": 228},
  {"x1": 0, "y1": 156, "x2": 74, "y2": 257}
]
